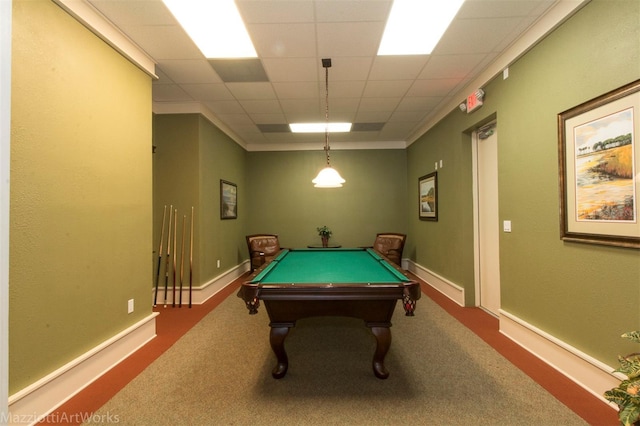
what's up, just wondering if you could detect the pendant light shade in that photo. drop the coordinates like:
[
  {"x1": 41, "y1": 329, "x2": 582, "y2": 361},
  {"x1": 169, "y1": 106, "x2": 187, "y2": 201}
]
[
  {"x1": 312, "y1": 58, "x2": 345, "y2": 188},
  {"x1": 312, "y1": 166, "x2": 346, "y2": 188}
]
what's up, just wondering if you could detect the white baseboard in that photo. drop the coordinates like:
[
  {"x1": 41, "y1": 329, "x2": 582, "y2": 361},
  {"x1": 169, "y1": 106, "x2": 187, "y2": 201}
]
[
  {"x1": 6, "y1": 264, "x2": 249, "y2": 425},
  {"x1": 152, "y1": 261, "x2": 250, "y2": 307},
  {"x1": 7, "y1": 312, "x2": 158, "y2": 426},
  {"x1": 499, "y1": 310, "x2": 620, "y2": 407},
  {"x1": 406, "y1": 259, "x2": 465, "y2": 306},
  {"x1": 407, "y1": 259, "x2": 618, "y2": 412}
]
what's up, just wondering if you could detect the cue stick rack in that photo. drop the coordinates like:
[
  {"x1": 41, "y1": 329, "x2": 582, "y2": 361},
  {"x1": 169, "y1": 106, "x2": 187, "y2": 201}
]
[{"x1": 153, "y1": 204, "x2": 194, "y2": 309}]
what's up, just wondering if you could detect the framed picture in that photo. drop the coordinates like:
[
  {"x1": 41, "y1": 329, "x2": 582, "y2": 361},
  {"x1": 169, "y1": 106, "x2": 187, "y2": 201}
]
[
  {"x1": 419, "y1": 172, "x2": 438, "y2": 221},
  {"x1": 220, "y1": 180, "x2": 237, "y2": 220},
  {"x1": 558, "y1": 79, "x2": 640, "y2": 248}
]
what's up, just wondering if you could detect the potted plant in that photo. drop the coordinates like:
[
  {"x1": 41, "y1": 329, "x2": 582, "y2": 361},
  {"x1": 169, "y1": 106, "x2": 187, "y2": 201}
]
[
  {"x1": 604, "y1": 331, "x2": 640, "y2": 426},
  {"x1": 316, "y1": 226, "x2": 332, "y2": 247}
]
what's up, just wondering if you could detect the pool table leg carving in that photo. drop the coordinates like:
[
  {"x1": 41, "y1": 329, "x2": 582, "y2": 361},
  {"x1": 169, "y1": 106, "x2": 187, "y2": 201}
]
[
  {"x1": 369, "y1": 326, "x2": 391, "y2": 379},
  {"x1": 269, "y1": 325, "x2": 290, "y2": 379}
]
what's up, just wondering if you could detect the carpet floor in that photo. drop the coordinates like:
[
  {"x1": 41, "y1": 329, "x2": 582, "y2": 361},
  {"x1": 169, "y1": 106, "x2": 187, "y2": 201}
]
[{"x1": 80, "y1": 288, "x2": 595, "y2": 425}]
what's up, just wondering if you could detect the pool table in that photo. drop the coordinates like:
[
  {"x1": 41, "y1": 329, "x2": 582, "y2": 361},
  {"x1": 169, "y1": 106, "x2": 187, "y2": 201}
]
[{"x1": 237, "y1": 248, "x2": 421, "y2": 379}]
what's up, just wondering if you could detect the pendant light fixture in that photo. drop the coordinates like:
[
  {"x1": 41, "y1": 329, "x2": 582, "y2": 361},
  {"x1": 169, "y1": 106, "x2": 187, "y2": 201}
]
[{"x1": 312, "y1": 58, "x2": 346, "y2": 188}]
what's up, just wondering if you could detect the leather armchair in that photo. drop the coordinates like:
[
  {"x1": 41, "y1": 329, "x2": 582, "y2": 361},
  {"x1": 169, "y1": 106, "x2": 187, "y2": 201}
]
[
  {"x1": 246, "y1": 234, "x2": 281, "y2": 272},
  {"x1": 372, "y1": 233, "x2": 406, "y2": 267}
]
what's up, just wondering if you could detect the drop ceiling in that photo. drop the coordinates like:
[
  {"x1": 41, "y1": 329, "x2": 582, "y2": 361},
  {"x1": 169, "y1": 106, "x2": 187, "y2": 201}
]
[{"x1": 85, "y1": 0, "x2": 585, "y2": 151}]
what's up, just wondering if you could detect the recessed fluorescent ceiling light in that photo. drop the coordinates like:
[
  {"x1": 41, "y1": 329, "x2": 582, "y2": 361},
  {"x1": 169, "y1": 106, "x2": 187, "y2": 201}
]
[
  {"x1": 378, "y1": 0, "x2": 465, "y2": 55},
  {"x1": 290, "y1": 123, "x2": 352, "y2": 133},
  {"x1": 163, "y1": 0, "x2": 257, "y2": 58}
]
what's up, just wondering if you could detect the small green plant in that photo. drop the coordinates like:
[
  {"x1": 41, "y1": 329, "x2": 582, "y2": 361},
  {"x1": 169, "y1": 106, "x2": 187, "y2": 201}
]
[
  {"x1": 316, "y1": 226, "x2": 332, "y2": 238},
  {"x1": 604, "y1": 331, "x2": 640, "y2": 426}
]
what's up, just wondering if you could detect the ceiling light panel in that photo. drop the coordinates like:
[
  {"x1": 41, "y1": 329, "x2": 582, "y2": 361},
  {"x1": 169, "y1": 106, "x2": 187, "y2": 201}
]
[
  {"x1": 163, "y1": 0, "x2": 257, "y2": 58},
  {"x1": 378, "y1": 0, "x2": 465, "y2": 55},
  {"x1": 290, "y1": 123, "x2": 352, "y2": 133}
]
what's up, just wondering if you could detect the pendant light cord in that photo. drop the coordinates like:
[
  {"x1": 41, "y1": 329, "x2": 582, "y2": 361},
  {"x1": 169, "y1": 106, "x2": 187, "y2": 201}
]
[{"x1": 324, "y1": 63, "x2": 331, "y2": 167}]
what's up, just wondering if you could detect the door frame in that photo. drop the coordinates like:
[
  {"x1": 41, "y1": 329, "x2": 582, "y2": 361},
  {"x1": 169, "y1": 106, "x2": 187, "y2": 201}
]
[{"x1": 472, "y1": 120, "x2": 499, "y2": 314}]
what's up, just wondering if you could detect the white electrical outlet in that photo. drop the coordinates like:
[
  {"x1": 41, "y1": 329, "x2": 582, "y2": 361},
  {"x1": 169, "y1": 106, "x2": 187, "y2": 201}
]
[
  {"x1": 217, "y1": 259, "x2": 220, "y2": 268},
  {"x1": 503, "y1": 220, "x2": 512, "y2": 233},
  {"x1": 127, "y1": 299, "x2": 134, "y2": 314}
]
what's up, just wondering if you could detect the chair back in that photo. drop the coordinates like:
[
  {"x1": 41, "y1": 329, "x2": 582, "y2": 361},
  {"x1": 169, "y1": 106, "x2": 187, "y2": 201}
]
[
  {"x1": 246, "y1": 234, "x2": 281, "y2": 271},
  {"x1": 373, "y1": 233, "x2": 406, "y2": 266}
]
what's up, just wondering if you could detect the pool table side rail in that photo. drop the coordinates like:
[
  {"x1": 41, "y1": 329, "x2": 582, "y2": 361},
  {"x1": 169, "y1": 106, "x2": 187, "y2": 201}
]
[{"x1": 238, "y1": 248, "x2": 421, "y2": 316}]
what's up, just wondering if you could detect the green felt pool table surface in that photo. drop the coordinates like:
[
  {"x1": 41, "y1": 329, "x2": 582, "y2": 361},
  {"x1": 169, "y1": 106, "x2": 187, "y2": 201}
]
[{"x1": 250, "y1": 248, "x2": 410, "y2": 285}]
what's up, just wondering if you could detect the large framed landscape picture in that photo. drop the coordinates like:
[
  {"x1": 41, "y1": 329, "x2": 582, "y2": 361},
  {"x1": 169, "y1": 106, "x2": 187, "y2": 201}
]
[{"x1": 558, "y1": 79, "x2": 640, "y2": 248}]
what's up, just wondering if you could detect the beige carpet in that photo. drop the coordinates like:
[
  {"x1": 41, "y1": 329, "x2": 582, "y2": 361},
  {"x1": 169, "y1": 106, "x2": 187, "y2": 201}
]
[{"x1": 85, "y1": 293, "x2": 587, "y2": 425}]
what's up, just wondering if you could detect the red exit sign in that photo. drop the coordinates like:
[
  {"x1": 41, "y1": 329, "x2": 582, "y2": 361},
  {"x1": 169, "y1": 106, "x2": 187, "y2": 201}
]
[{"x1": 466, "y1": 90, "x2": 484, "y2": 113}]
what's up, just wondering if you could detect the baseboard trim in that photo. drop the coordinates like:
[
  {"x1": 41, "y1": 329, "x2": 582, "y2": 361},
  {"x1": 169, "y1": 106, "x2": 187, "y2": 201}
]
[
  {"x1": 152, "y1": 261, "x2": 250, "y2": 307},
  {"x1": 406, "y1": 260, "x2": 618, "y2": 410},
  {"x1": 499, "y1": 309, "x2": 619, "y2": 406},
  {"x1": 406, "y1": 260, "x2": 465, "y2": 306},
  {"x1": 8, "y1": 312, "x2": 158, "y2": 425}
]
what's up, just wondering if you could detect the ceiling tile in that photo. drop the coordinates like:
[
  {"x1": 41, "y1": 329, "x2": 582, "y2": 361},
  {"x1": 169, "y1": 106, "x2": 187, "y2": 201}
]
[
  {"x1": 362, "y1": 81, "x2": 413, "y2": 98},
  {"x1": 157, "y1": 60, "x2": 222, "y2": 84},
  {"x1": 238, "y1": 99, "x2": 283, "y2": 114},
  {"x1": 152, "y1": 84, "x2": 192, "y2": 102},
  {"x1": 314, "y1": 0, "x2": 392, "y2": 22},
  {"x1": 272, "y1": 82, "x2": 320, "y2": 99},
  {"x1": 407, "y1": 79, "x2": 462, "y2": 97},
  {"x1": 317, "y1": 22, "x2": 386, "y2": 57},
  {"x1": 181, "y1": 84, "x2": 235, "y2": 101},
  {"x1": 237, "y1": 0, "x2": 315, "y2": 23},
  {"x1": 262, "y1": 58, "x2": 319, "y2": 82},
  {"x1": 226, "y1": 82, "x2": 277, "y2": 100},
  {"x1": 248, "y1": 23, "x2": 317, "y2": 58},
  {"x1": 369, "y1": 56, "x2": 429, "y2": 80}
]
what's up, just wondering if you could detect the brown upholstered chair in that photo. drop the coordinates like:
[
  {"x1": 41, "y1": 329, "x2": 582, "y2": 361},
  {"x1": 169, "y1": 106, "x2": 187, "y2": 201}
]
[
  {"x1": 246, "y1": 234, "x2": 281, "y2": 272},
  {"x1": 372, "y1": 233, "x2": 406, "y2": 267}
]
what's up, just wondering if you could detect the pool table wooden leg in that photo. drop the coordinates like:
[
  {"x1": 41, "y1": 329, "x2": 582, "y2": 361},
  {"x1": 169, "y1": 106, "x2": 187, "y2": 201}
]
[
  {"x1": 369, "y1": 326, "x2": 391, "y2": 379},
  {"x1": 269, "y1": 325, "x2": 290, "y2": 379}
]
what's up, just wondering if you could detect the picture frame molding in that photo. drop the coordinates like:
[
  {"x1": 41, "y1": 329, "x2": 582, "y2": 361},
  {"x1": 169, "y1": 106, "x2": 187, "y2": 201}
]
[{"x1": 557, "y1": 79, "x2": 640, "y2": 249}]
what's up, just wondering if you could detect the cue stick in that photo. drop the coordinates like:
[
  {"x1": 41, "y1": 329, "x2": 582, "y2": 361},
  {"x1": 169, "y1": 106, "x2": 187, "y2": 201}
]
[
  {"x1": 179, "y1": 215, "x2": 186, "y2": 307},
  {"x1": 163, "y1": 206, "x2": 173, "y2": 308},
  {"x1": 172, "y1": 209, "x2": 177, "y2": 307},
  {"x1": 153, "y1": 205, "x2": 167, "y2": 307},
  {"x1": 189, "y1": 206, "x2": 194, "y2": 308}
]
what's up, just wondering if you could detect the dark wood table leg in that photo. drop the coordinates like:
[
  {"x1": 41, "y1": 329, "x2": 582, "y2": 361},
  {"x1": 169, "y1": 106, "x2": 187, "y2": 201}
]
[
  {"x1": 269, "y1": 326, "x2": 290, "y2": 379},
  {"x1": 369, "y1": 326, "x2": 391, "y2": 379}
]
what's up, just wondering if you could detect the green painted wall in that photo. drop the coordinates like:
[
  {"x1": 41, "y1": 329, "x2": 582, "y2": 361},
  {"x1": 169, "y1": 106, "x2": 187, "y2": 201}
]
[
  {"x1": 198, "y1": 117, "x2": 247, "y2": 272},
  {"x1": 408, "y1": 0, "x2": 640, "y2": 362},
  {"x1": 153, "y1": 114, "x2": 247, "y2": 285},
  {"x1": 245, "y1": 149, "x2": 408, "y2": 248},
  {"x1": 10, "y1": 0, "x2": 153, "y2": 393},
  {"x1": 152, "y1": 115, "x2": 200, "y2": 287},
  {"x1": 407, "y1": 116, "x2": 477, "y2": 298},
  {"x1": 8, "y1": 0, "x2": 639, "y2": 400}
]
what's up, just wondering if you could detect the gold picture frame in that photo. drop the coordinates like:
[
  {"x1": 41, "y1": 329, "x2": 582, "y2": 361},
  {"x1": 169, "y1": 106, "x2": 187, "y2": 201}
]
[{"x1": 558, "y1": 79, "x2": 640, "y2": 248}]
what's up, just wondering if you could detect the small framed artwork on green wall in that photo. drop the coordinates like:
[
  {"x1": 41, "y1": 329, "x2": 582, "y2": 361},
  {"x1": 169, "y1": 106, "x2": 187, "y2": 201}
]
[
  {"x1": 220, "y1": 180, "x2": 237, "y2": 220},
  {"x1": 419, "y1": 172, "x2": 437, "y2": 221}
]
